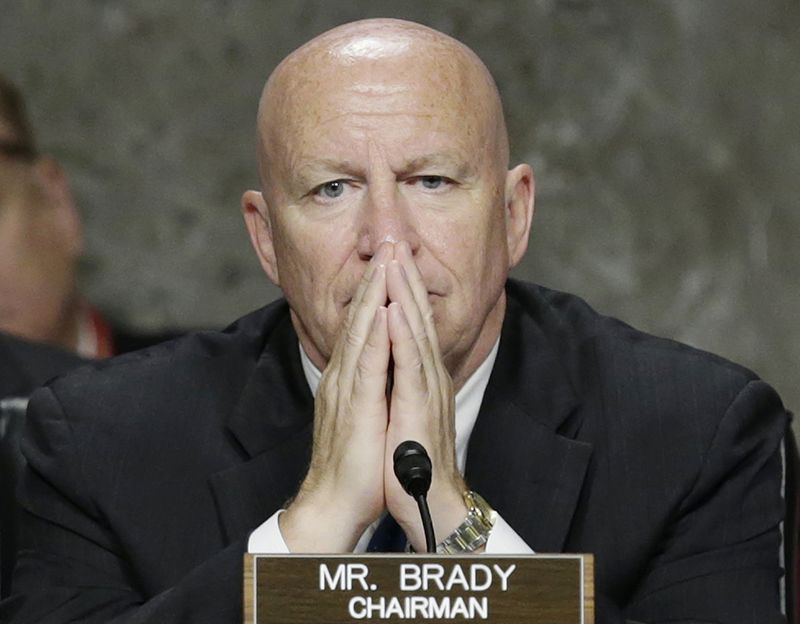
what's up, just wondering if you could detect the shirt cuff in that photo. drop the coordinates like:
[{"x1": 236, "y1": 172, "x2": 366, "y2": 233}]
[
  {"x1": 247, "y1": 510, "x2": 533, "y2": 555},
  {"x1": 247, "y1": 509, "x2": 290, "y2": 553},
  {"x1": 484, "y1": 513, "x2": 535, "y2": 554}
]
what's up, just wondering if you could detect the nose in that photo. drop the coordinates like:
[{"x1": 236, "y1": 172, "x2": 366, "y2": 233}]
[{"x1": 356, "y1": 184, "x2": 420, "y2": 261}]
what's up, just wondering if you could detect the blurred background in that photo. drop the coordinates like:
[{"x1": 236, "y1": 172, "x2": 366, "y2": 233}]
[{"x1": 1, "y1": 0, "x2": 797, "y2": 421}]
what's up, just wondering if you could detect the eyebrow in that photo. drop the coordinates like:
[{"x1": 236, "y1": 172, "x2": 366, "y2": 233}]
[
  {"x1": 295, "y1": 158, "x2": 364, "y2": 181},
  {"x1": 295, "y1": 152, "x2": 472, "y2": 184},
  {"x1": 398, "y1": 154, "x2": 472, "y2": 179}
]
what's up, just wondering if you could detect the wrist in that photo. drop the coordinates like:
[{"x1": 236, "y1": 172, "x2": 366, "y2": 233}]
[
  {"x1": 436, "y1": 490, "x2": 497, "y2": 554},
  {"x1": 404, "y1": 477, "x2": 467, "y2": 552},
  {"x1": 281, "y1": 488, "x2": 376, "y2": 553}
]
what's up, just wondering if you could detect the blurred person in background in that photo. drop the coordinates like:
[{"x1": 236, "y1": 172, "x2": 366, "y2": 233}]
[{"x1": 0, "y1": 74, "x2": 177, "y2": 360}]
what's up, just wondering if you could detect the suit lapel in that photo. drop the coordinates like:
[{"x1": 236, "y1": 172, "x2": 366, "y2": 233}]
[
  {"x1": 209, "y1": 312, "x2": 314, "y2": 543},
  {"x1": 466, "y1": 286, "x2": 593, "y2": 552}
]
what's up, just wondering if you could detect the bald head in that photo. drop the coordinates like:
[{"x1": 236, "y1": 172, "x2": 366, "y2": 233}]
[
  {"x1": 256, "y1": 19, "x2": 509, "y2": 196},
  {"x1": 241, "y1": 19, "x2": 534, "y2": 382}
]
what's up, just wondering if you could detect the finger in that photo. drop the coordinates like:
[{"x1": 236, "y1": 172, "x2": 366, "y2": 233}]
[
  {"x1": 386, "y1": 258, "x2": 438, "y2": 389},
  {"x1": 387, "y1": 302, "x2": 428, "y2": 418},
  {"x1": 395, "y1": 241, "x2": 442, "y2": 359},
  {"x1": 332, "y1": 241, "x2": 391, "y2": 375},
  {"x1": 352, "y1": 306, "x2": 391, "y2": 417},
  {"x1": 323, "y1": 247, "x2": 387, "y2": 386},
  {"x1": 347, "y1": 242, "x2": 393, "y2": 324},
  {"x1": 331, "y1": 242, "x2": 391, "y2": 364},
  {"x1": 338, "y1": 259, "x2": 389, "y2": 392}
]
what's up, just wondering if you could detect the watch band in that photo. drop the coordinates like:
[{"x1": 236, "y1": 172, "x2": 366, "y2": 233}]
[{"x1": 436, "y1": 491, "x2": 497, "y2": 554}]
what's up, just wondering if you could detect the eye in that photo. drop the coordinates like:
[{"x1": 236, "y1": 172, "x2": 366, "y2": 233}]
[
  {"x1": 420, "y1": 175, "x2": 446, "y2": 190},
  {"x1": 412, "y1": 175, "x2": 457, "y2": 192},
  {"x1": 315, "y1": 180, "x2": 347, "y2": 199}
]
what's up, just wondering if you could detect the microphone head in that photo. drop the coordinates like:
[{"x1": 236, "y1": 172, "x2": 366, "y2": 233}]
[{"x1": 393, "y1": 440, "x2": 432, "y2": 498}]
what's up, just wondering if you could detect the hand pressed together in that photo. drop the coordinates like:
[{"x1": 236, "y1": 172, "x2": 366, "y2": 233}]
[{"x1": 280, "y1": 241, "x2": 467, "y2": 553}]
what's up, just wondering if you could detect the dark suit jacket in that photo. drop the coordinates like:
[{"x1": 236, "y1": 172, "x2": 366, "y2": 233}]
[
  {"x1": 0, "y1": 327, "x2": 179, "y2": 600},
  {"x1": 0, "y1": 333, "x2": 87, "y2": 599},
  {"x1": 0, "y1": 281, "x2": 788, "y2": 623}
]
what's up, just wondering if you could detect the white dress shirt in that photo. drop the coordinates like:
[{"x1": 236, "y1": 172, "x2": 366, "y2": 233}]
[{"x1": 248, "y1": 339, "x2": 533, "y2": 554}]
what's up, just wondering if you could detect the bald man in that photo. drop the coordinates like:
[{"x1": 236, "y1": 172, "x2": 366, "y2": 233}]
[{"x1": 0, "y1": 19, "x2": 788, "y2": 624}]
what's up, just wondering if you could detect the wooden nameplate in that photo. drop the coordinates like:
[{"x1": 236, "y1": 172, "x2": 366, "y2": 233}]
[{"x1": 244, "y1": 553, "x2": 594, "y2": 623}]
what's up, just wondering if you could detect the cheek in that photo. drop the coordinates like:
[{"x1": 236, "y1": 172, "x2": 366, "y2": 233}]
[
  {"x1": 0, "y1": 234, "x2": 71, "y2": 336},
  {"x1": 271, "y1": 217, "x2": 355, "y2": 310},
  {"x1": 0, "y1": 213, "x2": 46, "y2": 280},
  {"x1": 436, "y1": 205, "x2": 508, "y2": 277},
  {"x1": 274, "y1": 235, "x2": 323, "y2": 298},
  {"x1": 428, "y1": 209, "x2": 509, "y2": 335}
]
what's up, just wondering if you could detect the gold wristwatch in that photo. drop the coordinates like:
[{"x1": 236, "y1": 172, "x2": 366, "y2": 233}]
[{"x1": 436, "y1": 491, "x2": 497, "y2": 554}]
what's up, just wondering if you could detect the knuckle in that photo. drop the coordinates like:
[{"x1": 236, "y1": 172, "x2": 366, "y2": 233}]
[
  {"x1": 335, "y1": 375, "x2": 350, "y2": 399},
  {"x1": 410, "y1": 358, "x2": 426, "y2": 383},
  {"x1": 354, "y1": 361, "x2": 374, "y2": 388},
  {"x1": 397, "y1": 357, "x2": 424, "y2": 385},
  {"x1": 344, "y1": 326, "x2": 362, "y2": 349},
  {"x1": 364, "y1": 328, "x2": 380, "y2": 349}
]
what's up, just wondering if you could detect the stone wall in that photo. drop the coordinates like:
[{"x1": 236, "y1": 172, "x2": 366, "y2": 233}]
[{"x1": 2, "y1": 0, "x2": 798, "y2": 420}]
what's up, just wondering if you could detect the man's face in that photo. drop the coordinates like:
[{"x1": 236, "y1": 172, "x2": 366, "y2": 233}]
[
  {"x1": 247, "y1": 39, "x2": 532, "y2": 380},
  {"x1": 0, "y1": 147, "x2": 79, "y2": 345}
]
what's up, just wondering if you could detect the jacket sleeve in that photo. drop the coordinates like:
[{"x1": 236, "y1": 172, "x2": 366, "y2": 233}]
[
  {"x1": 0, "y1": 385, "x2": 245, "y2": 624},
  {"x1": 622, "y1": 380, "x2": 789, "y2": 623}
]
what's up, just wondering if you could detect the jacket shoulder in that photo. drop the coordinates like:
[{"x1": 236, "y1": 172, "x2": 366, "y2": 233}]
[
  {"x1": 505, "y1": 280, "x2": 779, "y2": 441},
  {"x1": 508, "y1": 279, "x2": 759, "y2": 387},
  {"x1": 38, "y1": 299, "x2": 291, "y2": 425}
]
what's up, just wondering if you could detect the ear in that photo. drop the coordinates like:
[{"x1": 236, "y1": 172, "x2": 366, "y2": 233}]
[
  {"x1": 241, "y1": 189, "x2": 280, "y2": 286},
  {"x1": 33, "y1": 156, "x2": 83, "y2": 257},
  {"x1": 503, "y1": 163, "x2": 535, "y2": 268}
]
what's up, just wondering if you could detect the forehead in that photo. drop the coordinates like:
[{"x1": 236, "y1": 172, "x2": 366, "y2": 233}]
[
  {"x1": 298, "y1": 87, "x2": 478, "y2": 153},
  {"x1": 262, "y1": 44, "x2": 499, "y2": 177}
]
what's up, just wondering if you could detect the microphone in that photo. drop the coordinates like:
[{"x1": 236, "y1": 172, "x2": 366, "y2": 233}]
[{"x1": 393, "y1": 441, "x2": 436, "y2": 553}]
